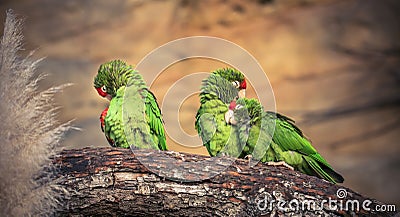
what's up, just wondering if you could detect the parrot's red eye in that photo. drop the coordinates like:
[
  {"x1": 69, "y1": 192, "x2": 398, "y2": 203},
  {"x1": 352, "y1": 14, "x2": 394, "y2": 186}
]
[
  {"x1": 96, "y1": 86, "x2": 107, "y2": 97},
  {"x1": 240, "y1": 79, "x2": 247, "y2": 89}
]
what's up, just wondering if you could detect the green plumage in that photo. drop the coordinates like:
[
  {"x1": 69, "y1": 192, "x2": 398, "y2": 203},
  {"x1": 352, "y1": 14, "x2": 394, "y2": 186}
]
[
  {"x1": 212, "y1": 68, "x2": 245, "y2": 86},
  {"x1": 94, "y1": 60, "x2": 167, "y2": 150},
  {"x1": 195, "y1": 73, "x2": 243, "y2": 157},
  {"x1": 196, "y1": 67, "x2": 342, "y2": 183},
  {"x1": 233, "y1": 98, "x2": 344, "y2": 183},
  {"x1": 104, "y1": 87, "x2": 126, "y2": 147}
]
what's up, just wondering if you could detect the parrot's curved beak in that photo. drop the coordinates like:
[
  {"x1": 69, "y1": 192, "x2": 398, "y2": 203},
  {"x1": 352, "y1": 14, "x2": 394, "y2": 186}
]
[
  {"x1": 105, "y1": 94, "x2": 112, "y2": 101},
  {"x1": 238, "y1": 89, "x2": 246, "y2": 98}
]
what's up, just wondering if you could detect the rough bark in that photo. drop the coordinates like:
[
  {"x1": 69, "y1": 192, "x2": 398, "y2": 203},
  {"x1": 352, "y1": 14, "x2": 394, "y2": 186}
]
[{"x1": 53, "y1": 147, "x2": 397, "y2": 216}]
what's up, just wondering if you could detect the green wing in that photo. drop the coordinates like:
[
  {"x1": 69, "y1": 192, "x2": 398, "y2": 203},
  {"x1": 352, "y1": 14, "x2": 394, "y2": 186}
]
[
  {"x1": 234, "y1": 98, "x2": 343, "y2": 183},
  {"x1": 145, "y1": 91, "x2": 167, "y2": 150},
  {"x1": 105, "y1": 77, "x2": 167, "y2": 150},
  {"x1": 195, "y1": 74, "x2": 242, "y2": 157},
  {"x1": 266, "y1": 112, "x2": 344, "y2": 183},
  {"x1": 266, "y1": 112, "x2": 318, "y2": 157},
  {"x1": 104, "y1": 87, "x2": 129, "y2": 148},
  {"x1": 122, "y1": 75, "x2": 166, "y2": 150},
  {"x1": 195, "y1": 98, "x2": 243, "y2": 157},
  {"x1": 195, "y1": 98, "x2": 227, "y2": 156}
]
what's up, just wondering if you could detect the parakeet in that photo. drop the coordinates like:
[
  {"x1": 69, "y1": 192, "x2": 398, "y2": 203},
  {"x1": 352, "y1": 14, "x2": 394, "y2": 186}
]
[
  {"x1": 94, "y1": 60, "x2": 167, "y2": 150},
  {"x1": 195, "y1": 73, "x2": 244, "y2": 157},
  {"x1": 195, "y1": 67, "x2": 247, "y2": 156},
  {"x1": 226, "y1": 98, "x2": 344, "y2": 183}
]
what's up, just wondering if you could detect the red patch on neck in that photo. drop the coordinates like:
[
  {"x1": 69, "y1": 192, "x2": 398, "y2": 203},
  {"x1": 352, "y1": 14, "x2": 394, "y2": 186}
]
[
  {"x1": 96, "y1": 87, "x2": 107, "y2": 97},
  {"x1": 240, "y1": 79, "x2": 247, "y2": 89},
  {"x1": 100, "y1": 107, "x2": 109, "y2": 127},
  {"x1": 229, "y1": 100, "x2": 236, "y2": 110}
]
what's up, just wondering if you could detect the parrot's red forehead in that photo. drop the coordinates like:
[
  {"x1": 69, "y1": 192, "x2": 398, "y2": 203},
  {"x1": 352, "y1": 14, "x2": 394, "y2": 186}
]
[
  {"x1": 96, "y1": 87, "x2": 107, "y2": 97},
  {"x1": 229, "y1": 100, "x2": 236, "y2": 110},
  {"x1": 240, "y1": 79, "x2": 247, "y2": 89}
]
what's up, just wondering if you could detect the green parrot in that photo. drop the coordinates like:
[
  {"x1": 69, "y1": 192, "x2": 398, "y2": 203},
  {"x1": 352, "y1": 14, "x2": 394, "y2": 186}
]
[
  {"x1": 195, "y1": 72, "x2": 245, "y2": 157},
  {"x1": 226, "y1": 98, "x2": 344, "y2": 184},
  {"x1": 94, "y1": 60, "x2": 167, "y2": 150}
]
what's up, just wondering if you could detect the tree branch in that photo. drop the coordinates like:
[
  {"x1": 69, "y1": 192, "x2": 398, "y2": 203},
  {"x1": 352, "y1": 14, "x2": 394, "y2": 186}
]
[{"x1": 53, "y1": 147, "x2": 397, "y2": 216}]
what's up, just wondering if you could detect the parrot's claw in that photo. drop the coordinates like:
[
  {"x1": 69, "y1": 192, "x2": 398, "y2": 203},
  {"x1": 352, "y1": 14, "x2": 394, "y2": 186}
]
[{"x1": 267, "y1": 161, "x2": 294, "y2": 171}]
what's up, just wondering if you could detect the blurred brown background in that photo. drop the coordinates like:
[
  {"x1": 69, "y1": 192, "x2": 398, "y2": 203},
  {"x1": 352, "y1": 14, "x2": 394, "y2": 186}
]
[{"x1": 1, "y1": 0, "x2": 399, "y2": 207}]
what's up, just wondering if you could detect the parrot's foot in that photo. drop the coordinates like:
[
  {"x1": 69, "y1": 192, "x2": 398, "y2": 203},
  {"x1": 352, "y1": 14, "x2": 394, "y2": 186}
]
[
  {"x1": 267, "y1": 161, "x2": 294, "y2": 171},
  {"x1": 244, "y1": 155, "x2": 253, "y2": 167}
]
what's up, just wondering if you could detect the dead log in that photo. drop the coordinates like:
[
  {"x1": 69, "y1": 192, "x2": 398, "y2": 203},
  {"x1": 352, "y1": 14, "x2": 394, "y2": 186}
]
[{"x1": 53, "y1": 147, "x2": 397, "y2": 216}]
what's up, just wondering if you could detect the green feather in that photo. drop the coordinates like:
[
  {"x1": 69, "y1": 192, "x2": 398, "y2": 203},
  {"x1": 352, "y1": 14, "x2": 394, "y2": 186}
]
[
  {"x1": 145, "y1": 91, "x2": 167, "y2": 150},
  {"x1": 199, "y1": 73, "x2": 240, "y2": 104},
  {"x1": 94, "y1": 60, "x2": 136, "y2": 97},
  {"x1": 212, "y1": 68, "x2": 245, "y2": 86},
  {"x1": 104, "y1": 87, "x2": 127, "y2": 147},
  {"x1": 234, "y1": 98, "x2": 344, "y2": 184},
  {"x1": 195, "y1": 74, "x2": 242, "y2": 156}
]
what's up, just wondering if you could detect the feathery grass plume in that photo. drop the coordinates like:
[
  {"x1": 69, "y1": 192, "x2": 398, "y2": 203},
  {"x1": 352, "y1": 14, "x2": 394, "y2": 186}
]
[{"x1": 0, "y1": 10, "x2": 71, "y2": 216}]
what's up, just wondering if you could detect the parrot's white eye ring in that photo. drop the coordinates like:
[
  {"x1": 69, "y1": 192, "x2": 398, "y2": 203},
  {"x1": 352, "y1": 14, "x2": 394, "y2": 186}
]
[
  {"x1": 232, "y1": 81, "x2": 240, "y2": 88},
  {"x1": 235, "y1": 104, "x2": 244, "y2": 110},
  {"x1": 101, "y1": 86, "x2": 107, "y2": 93}
]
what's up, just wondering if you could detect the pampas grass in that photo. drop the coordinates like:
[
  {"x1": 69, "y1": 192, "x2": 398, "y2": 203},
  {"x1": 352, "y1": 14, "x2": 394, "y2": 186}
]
[{"x1": 0, "y1": 10, "x2": 71, "y2": 216}]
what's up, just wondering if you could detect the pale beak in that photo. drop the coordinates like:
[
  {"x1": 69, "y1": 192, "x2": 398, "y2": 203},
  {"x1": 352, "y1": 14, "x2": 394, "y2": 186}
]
[
  {"x1": 106, "y1": 94, "x2": 112, "y2": 101},
  {"x1": 225, "y1": 110, "x2": 237, "y2": 125},
  {"x1": 238, "y1": 89, "x2": 246, "y2": 98}
]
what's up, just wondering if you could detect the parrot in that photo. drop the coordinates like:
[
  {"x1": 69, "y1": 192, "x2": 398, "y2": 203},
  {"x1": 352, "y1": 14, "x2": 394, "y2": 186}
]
[
  {"x1": 194, "y1": 67, "x2": 248, "y2": 157},
  {"x1": 94, "y1": 59, "x2": 167, "y2": 150},
  {"x1": 226, "y1": 98, "x2": 344, "y2": 184},
  {"x1": 195, "y1": 72, "x2": 245, "y2": 157}
]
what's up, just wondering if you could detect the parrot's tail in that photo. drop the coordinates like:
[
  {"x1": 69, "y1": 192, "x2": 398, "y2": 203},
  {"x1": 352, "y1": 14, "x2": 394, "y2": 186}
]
[{"x1": 305, "y1": 156, "x2": 345, "y2": 184}]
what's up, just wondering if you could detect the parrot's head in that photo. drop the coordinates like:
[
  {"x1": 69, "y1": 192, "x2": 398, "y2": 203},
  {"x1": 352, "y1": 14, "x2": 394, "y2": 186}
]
[
  {"x1": 225, "y1": 98, "x2": 262, "y2": 125},
  {"x1": 94, "y1": 59, "x2": 135, "y2": 100},
  {"x1": 212, "y1": 68, "x2": 247, "y2": 98}
]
